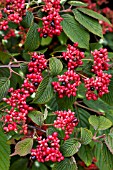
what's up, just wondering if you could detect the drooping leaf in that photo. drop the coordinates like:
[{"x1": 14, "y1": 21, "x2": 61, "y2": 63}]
[
  {"x1": 81, "y1": 128, "x2": 93, "y2": 145},
  {"x1": 101, "y1": 77, "x2": 113, "y2": 106},
  {"x1": 73, "y1": 9, "x2": 103, "y2": 38},
  {"x1": 32, "y1": 76, "x2": 53, "y2": 104},
  {"x1": 78, "y1": 145, "x2": 93, "y2": 166},
  {"x1": 11, "y1": 138, "x2": 33, "y2": 156},
  {"x1": 24, "y1": 22, "x2": 41, "y2": 51},
  {"x1": 68, "y1": 1, "x2": 88, "y2": 7},
  {"x1": 49, "y1": 57, "x2": 63, "y2": 76},
  {"x1": 53, "y1": 157, "x2": 78, "y2": 170},
  {"x1": 10, "y1": 158, "x2": 28, "y2": 170},
  {"x1": 0, "y1": 77, "x2": 10, "y2": 101},
  {"x1": 105, "y1": 133, "x2": 113, "y2": 154},
  {"x1": 89, "y1": 115, "x2": 112, "y2": 130},
  {"x1": 0, "y1": 128, "x2": 10, "y2": 170},
  {"x1": 61, "y1": 14, "x2": 90, "y2": 49},
  {"x1": 21, "y1": 11, "x2": 34, "y2": 28},
  {"x1": 28, "y1": 111, "x2": 44, "y2": 126},
  {"x1": 78, "y1": 8, "x2": 111, "y2": 24},
  {"x1": 60, "y1": 138, "x2": 81, "y2": 157}
]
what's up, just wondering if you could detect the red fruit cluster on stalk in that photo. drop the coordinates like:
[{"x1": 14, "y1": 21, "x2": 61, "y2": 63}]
[
  {"x1": 84, "y1": 48, "x2": 112, "y2": 100},
  {"x1": 2, "y1": 53, "x2": 47, "y2": 134},
  {"x1": 54, "y1": 110, "x2": 78, "y2": 140},
  {"x1": 38, "y1": 0, "x2": 63, "y2": 38},
  {"x1": 31, "y1": 132, "x2": 64, "y2": 162},
  {"x1": 62, "y1": 43, "x2": 85, "y2": 70},
  {"x1": 52, "y1": 70, "x2": 81, "y2": 98}
]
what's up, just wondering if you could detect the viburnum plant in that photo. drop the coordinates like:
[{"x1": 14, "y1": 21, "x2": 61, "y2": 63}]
[{"x1": 0, "y1": 0, "x2": 113, "y2": 170}]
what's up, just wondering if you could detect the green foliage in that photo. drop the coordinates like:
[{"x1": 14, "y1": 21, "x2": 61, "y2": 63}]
[
  {"x1": 12, "y1": 138, "x2": 33, "y2": 156},
  {"x1": 60, "y1": 138, "x2": 81, "y2": 157},
  {"x1": 61, "y1": 14, "x2": 90, "y2": 49},
  {"x1": 53, "y1": 157, "x2": 78, "y2": 170},
  {"x1": 49, "y1": 57, "x2": 63, "y2": 76},
  {"x1": 0, "y1": 77, "x2": 10, "y2": 101},
  {"x1": 21, "y1": 11, "x2": 34, "y2": 28},
  {"x1": 80, "y1": 128, "x2": 93, "y2": 145},
  {"x1": 28, "y1": 111, "x2": 44, "y2": 126},
  {"x1": 24, "y1": 22, "x2": 41, "y2": 51},
  {"x1": 68, "y1": 1, "x2": 88, "y2": 7},
  {"x1": 0, "y1": 129, "x2": 10, "y2": 170},
  {"x1": 32, "y1": 76, "x2": 53, "y2": 104},
  {"x1": 89, "y1": 115, "x2": 112, "y2": 130}
]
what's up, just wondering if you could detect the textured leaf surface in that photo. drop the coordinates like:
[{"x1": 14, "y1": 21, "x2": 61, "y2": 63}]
[
  {"x1": 81, "y1": 128, "x2": 93, "y2": 145},
  {"x1": 61, "y1": 14, "x2": 90, "y2": 49},
  {"x1": 21, "y1": 11, "x2": 34, "y2": 28},
  {"x1": 24, "y1": 22, "x2": 40, "y2": 51},
  {"x1": 101, "y1": 77, "x2": 113, "y2": 106},
  {"x1": 78, "y1": 145, "x2": 93, "y2": 166},
  {"x1": 53, "y1": 157, "x2": 78, "y2": 170},
  {"x1": 78, "y1": 8, "x2": 111, "y2": 24},
  {"x1": 49, "y1": 57, "x2": 63, "y2": 76},
  {"x1": 61, "y1": 138, "x2": 81, "y2": 157},
  {"x1": 105, "y1": 133, "x2": 113, "y2": 154},
  {"x1": 0, "y1": 129, "x2": 10, "y2": 170},
  {"x1": 68, "y1": 1, "x2": 88, "y2": 7},
  {"x1": 12, "y1": 138, "x2": 33, "y2": 156},
  {"x1": 89, "y1": 115, "x2": 112, "y2": 130},
  {"x1": 32, "y1": 76, "x2": 53, "y2": 104},
  {"x1": 0, "y1": 77, "x2": 10, "y2": 101},
  {"x1": 73, "y1": 9, "x2": 103, "y2": 37},
  {"x1": 28, "y1": 111, "x2": 44, "y2": 126}
]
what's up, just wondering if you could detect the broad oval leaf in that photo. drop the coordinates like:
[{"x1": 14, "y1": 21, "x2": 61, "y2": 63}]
[
  {"x1": 89, "y1": 115, "x2": 112, "y2": 130},
  {"x1": 61, "y1": 14, "x2": 90, "y2": 49},
  {"x1": 28, "y1": 111, "x2": 44, "y2": 126},
  {"x1": 32, "y1": 76, "x2": 53, "y2": 104},
  {"x1": 78, "y1": 8, "x2": 111, "y2": 25},
  {"x1": 24, "y1": 22, "x2": 41, "y2": 51},
  {"x1": 49, "y1": 57, "x2": 63, "y2": 76},
  {"x1": 21, "y1": 11, "x2": 34, "y2": 28},
  {"x1": 68, "y1": 1, "x2": 88, "y2": 7},
  {"x1": 81, "y1": 128, "x2": 93, "y2": 145},
  {"x1": 73, "y1": 9, "x2": 103, "y2": 38},
  {"x1": 60, "y1": 138, "x2": 81, "y2": 157},
  {"x1": 0, "y1": 128, "x2": 10, "y2": 170},
  {"x1": 0, "y1": 77, "x2": 10, "y2": 101},
  {"x1": 11, "y1": 138, "x2": 33, "y2": 156},
  {"x1": 52, "y1": 157, "x2": 78, "y2": 170}
]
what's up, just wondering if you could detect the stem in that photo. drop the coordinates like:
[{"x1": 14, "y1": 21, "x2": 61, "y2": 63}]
[
  {"x1": 44, "y1": 124, "x2": 53, "y2": 126},
  {"x1": 74, "y1": 102, "x2": 104, "y2": 115},
  {"x1": 60, "y1": 8, "x2": 72, "y2": 13},
  {"x1": 82, "y1": 59, "x2": 93, "y2": 61},
  {"x1": 78, "y1": 73, "x2": 88, "y2": 79},
  {"x1": 28, "y1": 125, "x2": 46, "y2": 133}
]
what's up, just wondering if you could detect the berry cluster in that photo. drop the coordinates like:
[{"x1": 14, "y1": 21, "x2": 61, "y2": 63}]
[
  {"x1": 31, "y1": 132, "x2": 64, "y2": 162},
  {"x1": 38, "y1": 0, "x2": 63, "y2": 38},
  {"x1": 62, "y1": 43, "x2": 85, "y2": 70},
  {"x1": 4, "y1": 29, "x2": 16, "y2": 40},
  {"x1": 54, "y1": 110, "x2": 78, "y2": 140},
  {"x1": 84, "y1": 48, "x2": 111, "y2": 100},
  {"x1": 52, "y1": 70, "x2": 81, "y2": 98},
  {"x1": 2, "y1": 53, "x2": 47, "y2": 134}
]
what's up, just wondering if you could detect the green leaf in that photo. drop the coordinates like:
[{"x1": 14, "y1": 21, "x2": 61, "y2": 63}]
[
  {"x1": 53, "y1": 157, "x2": 78, "y2": 170},
  {"x1": 28, "y1": 111, "x2": 44, "y2": 126},
  {"x1": 0, "y1": 77, "x2": 10, "y2": 101},
  {"x1": 60, "y1": 138, "x2": 81, "y2": 157},
  {"x1": 81, "y1": 128, "x2": 93, "y2": 145},
  {"x1": 73, "y1": 9, "x2": 103, "y2": 38},
  {"x1": 11, "y1": 138, "x2": 33, "y2": 156},
  {"x1": 105, "y1": 133, "x2": 113, "y2": 154},
  {"x1": 32, "y1": 76, "x2": 53, "y2": 104},
  {"x1": 0, "y1": 128, "x2": 10, "y2": 170},
  {"x1": 46, "y1": 127, "x2": 62, "y2": 139},
  {"x1": 78, "y1": 145, "x2": 93, "y2": 166},
  {"x1": 0, "y1": 51, "x2": 12, "y2": 64},
  {"x1": 78, "y1": 8, "x2": 111, "y2": 25},
  {"x1": 24, "y1": 22, "x2": 41, "y2": 51},
  {"x1": 76, "y1": 108, "x2": 90, "y2": 128},
  {"x1": 68, "y1": 1, "x2": 88, "y2": 7},
  {"x1": 102, "y1": 143, "x2": 113, "y2": 170},
  {"x1": 51, "y1": 45, "x2": 67, "y2": 54},
  {"x1": 10, "y1": 158, "x2": 28, "y2": 170},
  {"x1": 57, "y1": 32, "x2": 68, "y2": 45},
  {"x1": 21, "y1": 11, "x2": 34, "y2": 28},
  {"x1": 49, "y1": 57, "x2": 63, "y2": 76},
  {"x1": 20, "y1": 63, "x2": 28, "y2": 74},
  {"x1": 89, "y1": 115, "x2": 112, "y2": 130},
  {"x1": 41, "y1": 37, "x2": 52, "y2": 46},
  {"x1": 101, "y1": 77, "x2": 113, "y2": 106},
  {"x1": 61, "y1": 14, "x2": 90, "y2": 49}
]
